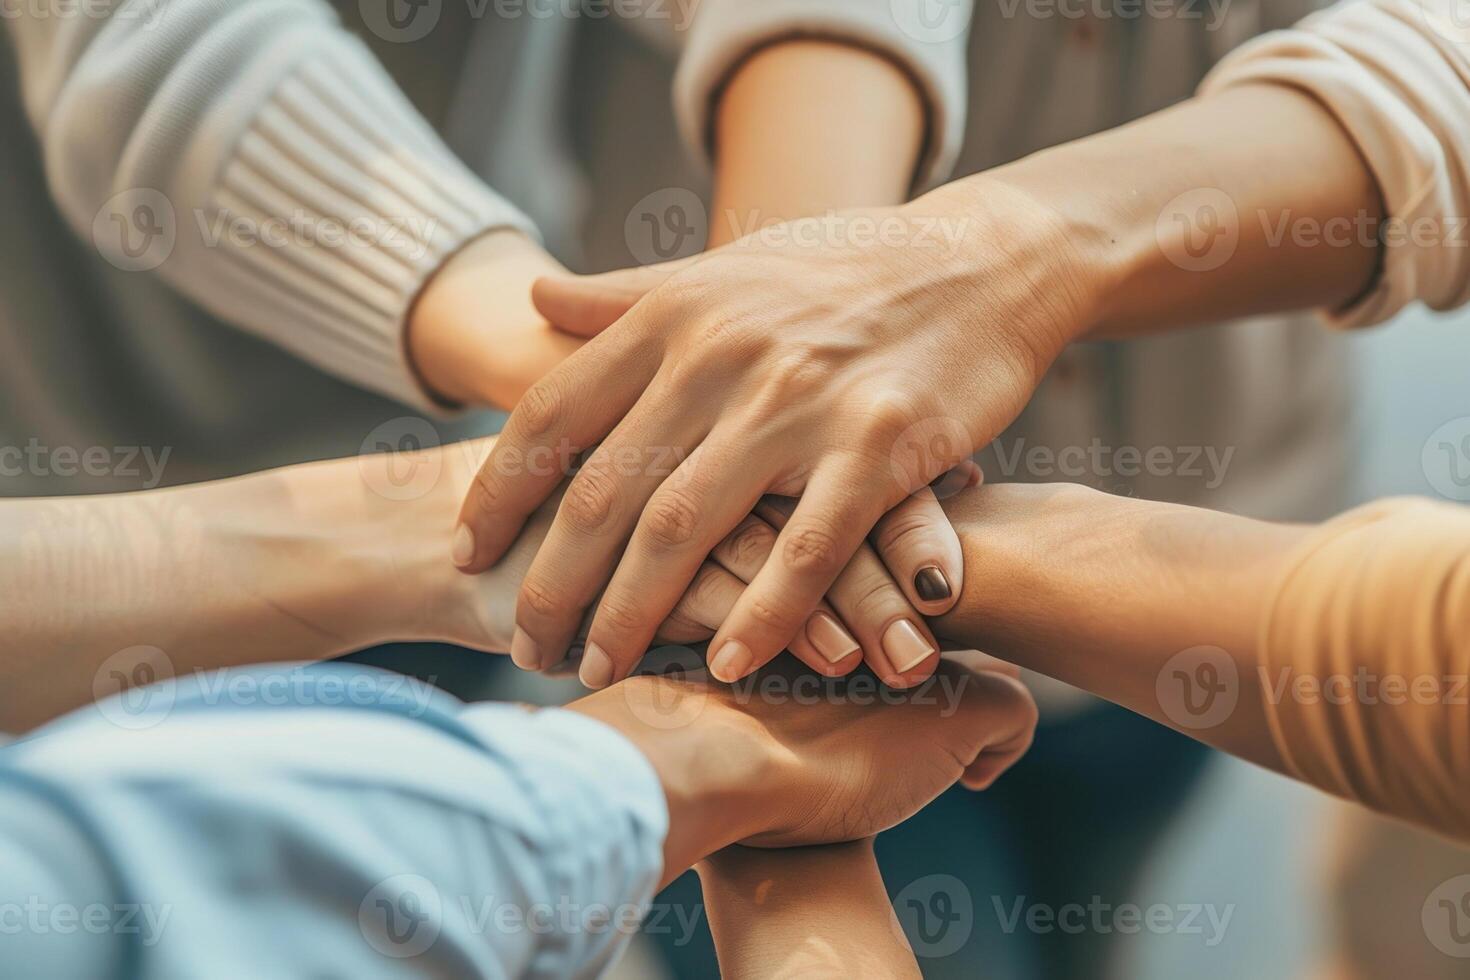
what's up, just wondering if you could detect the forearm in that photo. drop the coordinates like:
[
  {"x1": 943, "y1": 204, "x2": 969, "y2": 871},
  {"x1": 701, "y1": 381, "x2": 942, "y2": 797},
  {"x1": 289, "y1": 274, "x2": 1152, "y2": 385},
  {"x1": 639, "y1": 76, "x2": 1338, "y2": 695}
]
[
  {"x1": 707, "y1": 40, "x2": 925, "y2": 247},
  {"x1": 921, "y1": 82, "x2": 1383, "y2": 342},
  {"x1": 0, "y1": 449, "x2": 467, "y2": 731},
  {"x1": 934, "y1": 484, "x2": 1308, "y2": 769},
  {"x1": 699, "y1": 841, "x2": 919, "y2": 979}
]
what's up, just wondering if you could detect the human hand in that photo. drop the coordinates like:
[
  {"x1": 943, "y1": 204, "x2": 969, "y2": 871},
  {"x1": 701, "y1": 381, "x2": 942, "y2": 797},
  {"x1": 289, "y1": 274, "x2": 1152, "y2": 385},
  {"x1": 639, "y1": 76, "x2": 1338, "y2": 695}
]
[
  {"x1": 418, "y1": 440, "x2": 975, "y2": 688},
  {"x1": 565, "y1": 649, "x2": 1036, "y2": 881},
  {"x1": 405, "y1": 229, "x2": 586, "y2": 411},
  {"x1": 452, "y1": 183, "x2": 1089, "y2": 688}
]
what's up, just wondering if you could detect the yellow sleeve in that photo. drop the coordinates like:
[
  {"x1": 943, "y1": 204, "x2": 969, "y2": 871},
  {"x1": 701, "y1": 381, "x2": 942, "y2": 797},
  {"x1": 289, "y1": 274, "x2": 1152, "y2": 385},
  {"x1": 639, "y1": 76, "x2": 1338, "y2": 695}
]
[{"x1": 1260, "y1": 497, "x2": 1470, "y2": 842}]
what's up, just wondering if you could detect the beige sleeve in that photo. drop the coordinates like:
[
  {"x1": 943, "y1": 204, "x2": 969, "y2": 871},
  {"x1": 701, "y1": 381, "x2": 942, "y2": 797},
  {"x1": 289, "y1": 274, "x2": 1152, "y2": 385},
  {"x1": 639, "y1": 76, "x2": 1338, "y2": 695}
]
[
  {"x1": 1201, "y1": 0, "x2": 1470, "y2": 327},
  {"x1": 1259, "y1": 496, "x2": 1470, "y2": 842}
]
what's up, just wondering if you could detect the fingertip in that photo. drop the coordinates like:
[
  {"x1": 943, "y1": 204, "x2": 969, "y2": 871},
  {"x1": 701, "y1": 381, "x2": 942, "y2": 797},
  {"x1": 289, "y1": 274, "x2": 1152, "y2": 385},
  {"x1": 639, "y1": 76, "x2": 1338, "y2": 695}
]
[{"x1": 709, "y1": 639, "x2": 754, "y2": 683}]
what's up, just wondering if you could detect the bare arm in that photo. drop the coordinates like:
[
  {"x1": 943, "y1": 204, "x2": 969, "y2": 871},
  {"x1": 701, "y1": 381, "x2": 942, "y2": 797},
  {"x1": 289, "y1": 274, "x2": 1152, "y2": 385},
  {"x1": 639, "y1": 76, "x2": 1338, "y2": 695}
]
[
  {"x1": 707, "y1": 39, "x2": 926, "y2": 247},
  {"x1": 699, "y1": 841, "x2": 921, "y2": 979}
]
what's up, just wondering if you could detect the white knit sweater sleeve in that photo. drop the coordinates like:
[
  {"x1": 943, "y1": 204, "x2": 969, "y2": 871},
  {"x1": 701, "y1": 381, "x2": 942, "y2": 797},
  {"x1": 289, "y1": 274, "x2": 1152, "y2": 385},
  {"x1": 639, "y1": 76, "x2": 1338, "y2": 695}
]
[
  {"x1": 670, "y1": 0, "x2": 974, "y2": 191},
  {"x1": 4, "y1": 0, "x2": 537, "y2": 411},
  {"x1": 1201, "y1": 0, "x2": 1470, "y2": 327}
]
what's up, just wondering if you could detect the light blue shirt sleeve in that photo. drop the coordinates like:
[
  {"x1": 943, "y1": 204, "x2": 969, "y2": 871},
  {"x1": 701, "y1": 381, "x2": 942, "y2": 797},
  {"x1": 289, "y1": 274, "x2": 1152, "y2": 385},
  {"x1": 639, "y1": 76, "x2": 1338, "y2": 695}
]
[{"x1": 0, "y1": 663, "x2": 668, "y2": 979}]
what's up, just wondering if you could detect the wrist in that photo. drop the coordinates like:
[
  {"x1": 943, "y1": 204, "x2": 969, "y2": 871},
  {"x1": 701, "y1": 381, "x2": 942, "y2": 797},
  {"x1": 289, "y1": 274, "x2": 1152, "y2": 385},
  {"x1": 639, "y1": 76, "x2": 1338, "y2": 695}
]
[
  {"x1": 407, "y1": 228, "x2": 566, "y2": 409},
  {"x1": 566, "y1": 683, "x2": 775, "y2": 881},
  {"x1": 922, "y1": 160, "x2": 1138, "y2": 348}
]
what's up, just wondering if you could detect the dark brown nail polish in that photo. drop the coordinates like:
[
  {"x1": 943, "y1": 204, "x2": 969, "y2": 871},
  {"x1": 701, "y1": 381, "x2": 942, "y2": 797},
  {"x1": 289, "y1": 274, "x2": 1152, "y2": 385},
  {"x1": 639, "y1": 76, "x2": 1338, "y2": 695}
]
[{"x1": 914, "y1": 566, "x2": 952, "y2": 602}]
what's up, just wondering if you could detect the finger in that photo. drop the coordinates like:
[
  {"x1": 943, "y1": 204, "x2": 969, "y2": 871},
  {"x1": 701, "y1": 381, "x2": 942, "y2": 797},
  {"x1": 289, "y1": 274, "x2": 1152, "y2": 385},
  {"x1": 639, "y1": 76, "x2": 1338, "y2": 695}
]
[
  {"x1": 454, "y1": 326, "x2": 658, "y2": 573},
  {"x1": 710, "y1": 513, "x2": 862, "y2": 676},
  {"x1": 757, "y1": 499, "x2": 938, "y2": 688},
  {"x1": 707, "y1": 462, "x2": 892, "y2": 683},
  {"x1": 656, "y1": 560, "x2": 847, "y2": 674},
  {"x1": 513, "y1": 390, "x2": 710, "y2": 677},
  {"x1": 870, "y1": 487, "x2": 964, "y2": 617},
  {"x1": 531, "y1": 259, "x2": 692, "y2": 338},
  {"x1": 579, "y1": 436, "x2": 777, "y2": 688},
  {"x1": 654, "y1": 561, "x2": 739, "y2": 645}
]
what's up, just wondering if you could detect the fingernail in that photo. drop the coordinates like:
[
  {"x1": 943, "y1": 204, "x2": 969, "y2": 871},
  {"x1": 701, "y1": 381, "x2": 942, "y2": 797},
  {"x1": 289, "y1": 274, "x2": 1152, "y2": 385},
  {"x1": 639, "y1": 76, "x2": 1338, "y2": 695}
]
[
  {"x1": 914, "y1": 566, "x2": 952, "y2": 602},
  {"x1": 510, "y1": 628, "x2": 541, "y2": 671},
  {"x1": 579, "y1": 642, "x2": 615, "y2": 690},
  {"x1": 451, "y1": 524, "x2": 476, "y2": 568},
  {"x1": 806, "y1": 613, "x2": 861, "y2": 664},
  {"x1": 883, "y1": 620, "x2": 936, "y2": 673},
  {"x1": 710, "y1": 640, "x2": 753, "y2": 682}
]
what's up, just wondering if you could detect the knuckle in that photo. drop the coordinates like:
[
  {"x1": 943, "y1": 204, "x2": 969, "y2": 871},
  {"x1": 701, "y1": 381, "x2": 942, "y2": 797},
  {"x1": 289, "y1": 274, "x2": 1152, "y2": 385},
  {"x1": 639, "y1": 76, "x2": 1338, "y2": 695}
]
[
  {"x1": 595, "y1": 596, "x2": 648, "y2": 636},
  {"x1": 746, "y1": 592, "x2": 800, "y2": 632},
  {"x1": 872, "y1": 507, "x2": 934, "y2": 557},
  {"x1": 720, "y1": 517, "x2": 776, "y2": 569},
  {"x1": 781, "y1": 521, "x2": 844, "y2": 577},
  {"x1": 560, "y1": 464, "x2": 619, "y2": 534},
  {"x1": 643, "y1": 486, "x2": 701, "y2": 549},
  {"x1": 470, "y1": 466, "x2": 508, "y2": 515},
  {"x1": 518, "y1": 578, "x2": 565, "y2": 621},
  {"x1": 516, "y1": 375, "x2": 568, "y2": 437},
  {"x1": 848, "y1": 573, "x2": 901, "y2": 623}
]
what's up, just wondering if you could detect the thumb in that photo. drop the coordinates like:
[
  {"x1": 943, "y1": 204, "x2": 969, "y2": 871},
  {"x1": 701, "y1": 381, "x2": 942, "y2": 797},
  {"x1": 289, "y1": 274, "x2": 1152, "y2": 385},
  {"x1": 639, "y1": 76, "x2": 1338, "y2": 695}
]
[{"x1": 531, "y1": 259, "x2": 691, "y2": 338}]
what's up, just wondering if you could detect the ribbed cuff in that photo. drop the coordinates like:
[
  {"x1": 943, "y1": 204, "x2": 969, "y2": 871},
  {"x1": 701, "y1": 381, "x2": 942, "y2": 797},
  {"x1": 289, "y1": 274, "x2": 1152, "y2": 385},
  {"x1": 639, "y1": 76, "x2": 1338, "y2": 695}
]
[
  {"x1": 182, "y1": 33, "x2": 537, "y2": 412},
  {"x1": 673, "y1": 0, "x2": 971, "y2": 192}
]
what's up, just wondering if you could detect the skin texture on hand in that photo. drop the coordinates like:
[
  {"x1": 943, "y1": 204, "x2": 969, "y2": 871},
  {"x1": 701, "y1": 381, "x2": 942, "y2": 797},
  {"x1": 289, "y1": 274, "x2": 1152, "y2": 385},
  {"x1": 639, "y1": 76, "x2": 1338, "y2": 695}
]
[
  {"x1": 699, "y1": 840, "x2": 921, "y2": 980},
  {"x1": 454, "y1": 182, "x2": 1083, "y2": 696},
  {"x1": 565, "y1": 650, "x2": 1037, "y2": 888}
]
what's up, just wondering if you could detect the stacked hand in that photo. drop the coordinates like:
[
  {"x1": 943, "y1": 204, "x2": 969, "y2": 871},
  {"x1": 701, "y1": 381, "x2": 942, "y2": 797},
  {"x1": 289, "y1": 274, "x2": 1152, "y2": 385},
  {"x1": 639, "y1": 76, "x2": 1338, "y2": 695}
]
[
  {"x1": 451, "y1": 185, "x2": 1090, "y2": 689},
  {"x1": 566, "y1": 649, "x2": 1037, "y2": 881}
]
